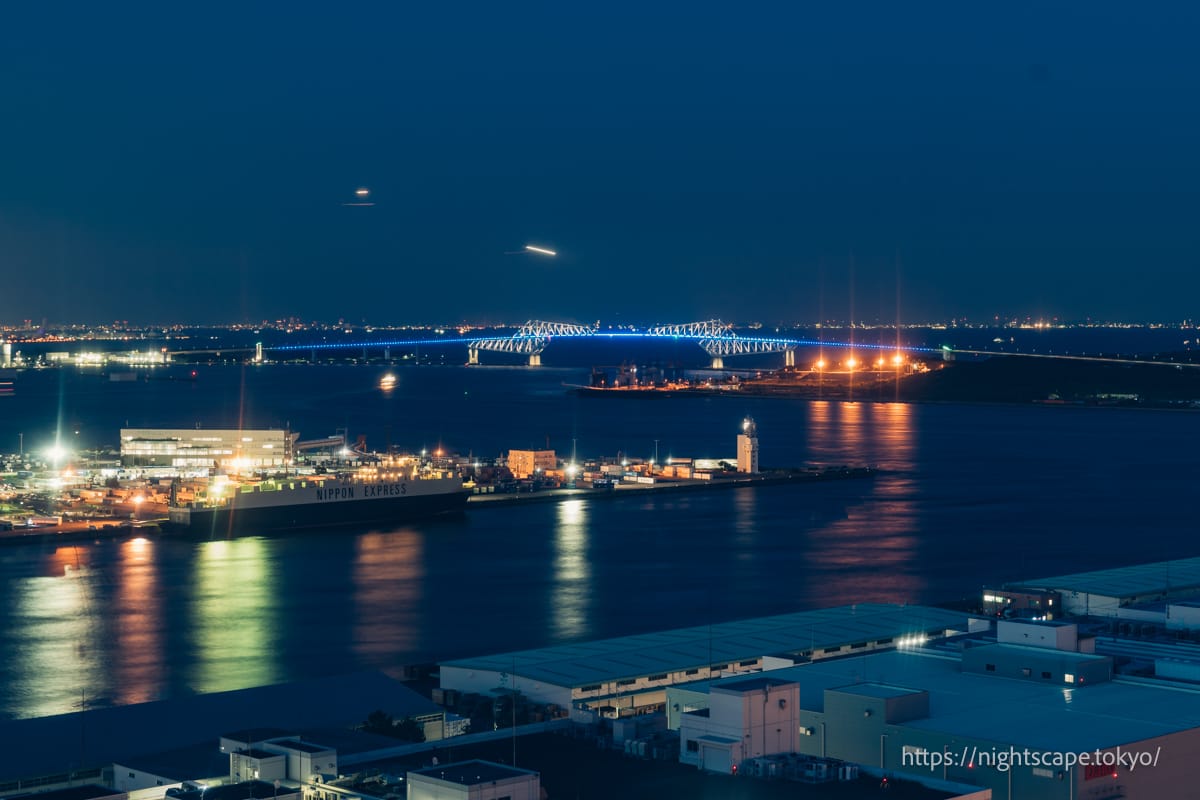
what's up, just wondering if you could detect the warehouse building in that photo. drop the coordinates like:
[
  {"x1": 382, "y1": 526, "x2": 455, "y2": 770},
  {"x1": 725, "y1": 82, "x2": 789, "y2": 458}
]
[
  {"x1": 1004, "y1": 557, "x2": 1200, "y2": 618},
  {"x1": 670, "y1": 619, "x2": 1200, "y2": 799},
  {"x1": 439, "y1": 604, "x2": 975, "y2": 719}
]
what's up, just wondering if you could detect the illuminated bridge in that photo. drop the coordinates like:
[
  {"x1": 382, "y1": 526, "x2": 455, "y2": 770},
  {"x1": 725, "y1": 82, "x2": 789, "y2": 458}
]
[{"x1": 268, "y1": 319, "x2": 940, "y2": 368}]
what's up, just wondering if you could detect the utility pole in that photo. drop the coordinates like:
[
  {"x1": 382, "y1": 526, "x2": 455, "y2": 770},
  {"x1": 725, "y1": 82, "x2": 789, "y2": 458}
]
[{"x1": 512, "y1": 655, "x2": 518, "y2": 767}]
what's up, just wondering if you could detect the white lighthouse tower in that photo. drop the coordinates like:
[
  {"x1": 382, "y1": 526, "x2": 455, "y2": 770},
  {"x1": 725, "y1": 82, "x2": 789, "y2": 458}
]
[{"x1": 737, "y1": 416, "x2": 759, "y2": 474}]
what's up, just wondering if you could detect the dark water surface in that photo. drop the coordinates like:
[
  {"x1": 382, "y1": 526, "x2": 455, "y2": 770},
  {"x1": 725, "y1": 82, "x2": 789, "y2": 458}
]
[{"x1": 0, "y1": 365, "x2": 1198, "y2": 719}]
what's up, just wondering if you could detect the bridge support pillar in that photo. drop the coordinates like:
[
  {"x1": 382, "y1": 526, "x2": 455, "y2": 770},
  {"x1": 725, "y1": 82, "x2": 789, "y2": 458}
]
[
  {"x1": 310, "y1": 348, "x2": 317, "y2": 363},
  {"x1": 784, "y1": 348, "x2": 795, "y2": 368},
  {"x1": 384, "y1": 347, "x2": 391, "y2": 360},
  {"x1": 255, "y1": 342, "x2": 263, "y2": 364},
  {"x1": 710, "y1": 356, "x2": 724, "y2": 369},
  {"x1": 528, "y1": 353, "x2": 542, "y2": 367},
  {"x1": 467, "y1": 348, "x2": 479, "y2": 365}
]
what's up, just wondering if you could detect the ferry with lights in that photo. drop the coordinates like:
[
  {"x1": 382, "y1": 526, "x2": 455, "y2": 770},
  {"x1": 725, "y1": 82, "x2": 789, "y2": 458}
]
[{"x1": 165, "y1": 463, "x2": 470, "y2": 533}]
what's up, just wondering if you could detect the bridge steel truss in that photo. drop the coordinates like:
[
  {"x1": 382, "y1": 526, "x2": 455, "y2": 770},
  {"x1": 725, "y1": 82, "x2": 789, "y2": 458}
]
[
  {"x1": 648, "y1": 320, "x2": 795, "y2": 368},
  {"x1": 465, "y1": 318, "x2": 800, "y2": 367},
  {"x1": 468, "y1": 320, "x2": 597, "y2": 365}
]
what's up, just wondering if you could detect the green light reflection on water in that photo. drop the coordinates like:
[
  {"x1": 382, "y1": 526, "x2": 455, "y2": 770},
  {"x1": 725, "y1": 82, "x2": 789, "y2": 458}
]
[
  {"x1": 552, "y1": 498, "x2": 591, "y2": 640},
  {"x1": 188, "y1": 537, "x2": 281, "y2": 694}
]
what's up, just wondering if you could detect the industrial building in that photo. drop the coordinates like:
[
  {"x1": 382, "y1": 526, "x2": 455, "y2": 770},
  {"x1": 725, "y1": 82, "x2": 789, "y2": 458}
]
[
  {"x1": 439, "y1": 604, "x2": 975, "y2": 719},
  {"x1": 1004, "y1": 557, "x2": 1200, "y2": 618},
  {"x1": 120, "y1": 428, "x2": 297, "y2": 471},
  {"x1": 406, "y1": 761, "x2": 539, "y2": 800},
  {"x1": 676, "y1": 675, "x2": 802, "y2": 773},
  {"x1": 670, "y1": 618, "x2": 1200, "y2": 799}
]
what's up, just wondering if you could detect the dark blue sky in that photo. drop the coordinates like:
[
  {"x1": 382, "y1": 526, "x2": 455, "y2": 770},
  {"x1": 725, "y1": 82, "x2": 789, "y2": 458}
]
[{"x1": 2, "y1": 3, "x2": 1198, "y2": 325}]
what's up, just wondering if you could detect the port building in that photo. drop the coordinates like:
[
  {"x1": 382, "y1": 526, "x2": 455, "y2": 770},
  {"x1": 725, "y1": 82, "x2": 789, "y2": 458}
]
[
  {"x1": 439, "y1": 604, "x2": 974, "y2": 719},
  {"x1": 669, "y1": 619, "x2": 1200, "y2": 799},
  {"x1": 505, "y1": 449, "x2": 556, "y2": 479},
  {"x1": 120, "y1": 428, "x2": 297, "y2": 471}
]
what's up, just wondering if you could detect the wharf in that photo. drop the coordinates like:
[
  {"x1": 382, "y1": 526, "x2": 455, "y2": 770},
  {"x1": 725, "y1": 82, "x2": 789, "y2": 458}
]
[
  {"x1": 468, "y1": 466, "x2": 875, "y2": 509},
  {"x1": 0, "y1": 519, "x2": 161, "y2": 546},
  {"x1": 0, "y1": 468, "x2": 873, "y2": 546}
]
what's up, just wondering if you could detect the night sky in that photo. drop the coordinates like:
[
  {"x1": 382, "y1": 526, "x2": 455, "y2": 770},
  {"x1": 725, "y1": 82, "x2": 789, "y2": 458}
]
[{"x1": 2, "y1": 4, "x2": 1198, "y2": 325}]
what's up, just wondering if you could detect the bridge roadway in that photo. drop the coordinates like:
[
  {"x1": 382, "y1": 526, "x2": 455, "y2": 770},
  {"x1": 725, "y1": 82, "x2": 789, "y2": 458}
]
[{"x1": 164, "y1": 319, "x2": 1197, "y2": 370}]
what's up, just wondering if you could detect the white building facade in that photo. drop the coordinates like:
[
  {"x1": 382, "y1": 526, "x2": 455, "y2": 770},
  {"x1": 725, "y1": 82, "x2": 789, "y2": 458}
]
[{"x1": 120, "y1": 429, "x2": 296, "y2": 471}]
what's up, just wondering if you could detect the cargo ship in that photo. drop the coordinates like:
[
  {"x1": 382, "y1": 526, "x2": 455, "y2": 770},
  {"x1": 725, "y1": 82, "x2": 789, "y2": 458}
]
[
  {"x1": 567, "y1": 383, "x2": 736, "y2": 398},
  {"x1": 567, "y1": 365, "x2": 742, "y2": 397},
  {"x1": 165, "y1": 466, "x2": 470, "y2": 533}
]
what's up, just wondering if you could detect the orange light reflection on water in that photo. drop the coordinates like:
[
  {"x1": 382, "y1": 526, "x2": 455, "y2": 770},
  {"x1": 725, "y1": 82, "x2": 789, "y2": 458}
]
[
  {"x1": 114, "y1": 536, "x2": 162, "y2": 705},
  {"x1": 353, "y1": 529, "x2": 425, "y2": 659},
  {"x1": 802, "y1": 401, "x2": 925, "y2": 605}
]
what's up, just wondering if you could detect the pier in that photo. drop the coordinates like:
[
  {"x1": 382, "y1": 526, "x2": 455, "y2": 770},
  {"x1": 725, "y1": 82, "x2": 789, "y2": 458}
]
[{"x1": 467, "y1": 466, "x2": 875, "y2": 508}]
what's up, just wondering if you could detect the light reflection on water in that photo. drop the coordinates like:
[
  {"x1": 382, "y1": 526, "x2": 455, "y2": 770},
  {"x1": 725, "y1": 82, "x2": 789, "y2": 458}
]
[
  {"x1": 188, "y1": 537, "x2": 281, "y2": 694},
  {"x1": 801, "y1": 401, "x2": 924, "y2": 605},
  {"x1": 10, "y1": 547, "x2": 102, "y2": 718},
  {"x1": 551, "y1": 499, "x2": 591, "y2": 640},
  {"x1": 114, "y1": 537, "x2": 162, "y2": 706},
  {"x1": 353, "y1": 529, "x2": 425, "y2": 657},
  {"x1": 3, "y1": 388, "x2": 1199, "y2": 720}
]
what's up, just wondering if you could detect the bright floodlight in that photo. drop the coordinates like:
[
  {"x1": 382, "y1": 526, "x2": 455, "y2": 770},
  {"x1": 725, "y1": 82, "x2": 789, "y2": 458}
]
[
  {"x1": 45, "y1": 444, "x2": 67, "y2": 463},
  {"x1": 525, "y1": 245, "x2": 557, "y2": 257}
]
